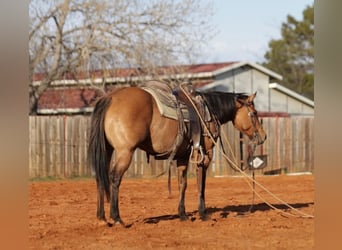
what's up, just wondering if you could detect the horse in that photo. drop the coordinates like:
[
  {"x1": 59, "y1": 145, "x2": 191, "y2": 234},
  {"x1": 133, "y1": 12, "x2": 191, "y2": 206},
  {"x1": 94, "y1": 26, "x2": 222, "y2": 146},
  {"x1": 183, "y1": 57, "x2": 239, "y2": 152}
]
[{"x1": 87, "y1": 82, "x2": 266, "y2": 225}]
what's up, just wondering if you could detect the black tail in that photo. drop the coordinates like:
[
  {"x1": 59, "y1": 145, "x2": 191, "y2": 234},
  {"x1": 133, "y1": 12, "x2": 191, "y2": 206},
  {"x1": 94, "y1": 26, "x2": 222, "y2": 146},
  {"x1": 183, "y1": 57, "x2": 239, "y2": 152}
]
[{"x1": 88, "y1": 95, "x2": 113, "y2": 201}]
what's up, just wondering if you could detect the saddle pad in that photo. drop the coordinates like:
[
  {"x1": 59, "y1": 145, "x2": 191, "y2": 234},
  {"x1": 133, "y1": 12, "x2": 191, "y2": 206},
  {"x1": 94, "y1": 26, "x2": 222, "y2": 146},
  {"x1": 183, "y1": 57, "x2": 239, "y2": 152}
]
[{"x1": 141, "y1": 84, "x2": 190, "y2": 121}]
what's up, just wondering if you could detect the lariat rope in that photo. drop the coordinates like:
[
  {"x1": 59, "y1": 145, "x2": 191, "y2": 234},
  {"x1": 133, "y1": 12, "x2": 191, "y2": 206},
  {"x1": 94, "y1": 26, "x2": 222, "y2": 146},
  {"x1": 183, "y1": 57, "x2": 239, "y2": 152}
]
[{"x1": 178, "y1": 84, "x2": 314, "y2": 219}]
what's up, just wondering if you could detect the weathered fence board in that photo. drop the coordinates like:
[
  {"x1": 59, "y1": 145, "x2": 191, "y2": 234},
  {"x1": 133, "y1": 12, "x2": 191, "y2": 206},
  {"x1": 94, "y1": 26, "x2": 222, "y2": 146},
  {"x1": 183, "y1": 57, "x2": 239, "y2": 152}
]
[{"x1": 29, "y1": 115, "x2": 314, "y2": 179}]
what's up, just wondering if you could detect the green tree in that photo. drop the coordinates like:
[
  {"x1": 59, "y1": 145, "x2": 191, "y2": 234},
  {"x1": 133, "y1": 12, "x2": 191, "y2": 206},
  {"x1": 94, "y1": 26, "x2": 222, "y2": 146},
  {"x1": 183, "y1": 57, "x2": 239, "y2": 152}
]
[{"x1": 262, "y1": 4, "x2": 314, "y2": 100}]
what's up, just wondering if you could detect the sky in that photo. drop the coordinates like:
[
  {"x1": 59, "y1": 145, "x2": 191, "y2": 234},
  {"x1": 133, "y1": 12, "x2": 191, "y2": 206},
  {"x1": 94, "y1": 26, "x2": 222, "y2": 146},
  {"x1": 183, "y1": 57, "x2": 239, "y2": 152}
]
[{"x1": 200, "y1": 0, "x2": 314, "y2": 64}]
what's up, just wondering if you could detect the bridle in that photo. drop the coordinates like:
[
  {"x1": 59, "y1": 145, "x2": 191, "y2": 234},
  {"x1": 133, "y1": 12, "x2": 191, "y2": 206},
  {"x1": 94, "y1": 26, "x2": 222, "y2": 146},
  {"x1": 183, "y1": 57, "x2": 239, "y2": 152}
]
[
  {"x1": 240, "y1": 101, "x2": 262, "y2": 175},
  {"x1": 241, "y1": 101, "x2": 262, "y2": 147}
]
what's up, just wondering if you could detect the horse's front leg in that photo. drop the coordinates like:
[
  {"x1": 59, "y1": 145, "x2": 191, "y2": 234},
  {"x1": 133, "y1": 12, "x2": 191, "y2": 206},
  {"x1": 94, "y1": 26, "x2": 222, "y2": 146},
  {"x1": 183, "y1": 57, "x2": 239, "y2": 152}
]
[
  {"x1": 197, "y1": 148, "x2": 213, "y2": 220},
  {"x1": 196, "y1": 164, "x2": 208, "y2": 220},
  {"x1": 177, "y1": 160, "x2": 189, "y2": 221}
]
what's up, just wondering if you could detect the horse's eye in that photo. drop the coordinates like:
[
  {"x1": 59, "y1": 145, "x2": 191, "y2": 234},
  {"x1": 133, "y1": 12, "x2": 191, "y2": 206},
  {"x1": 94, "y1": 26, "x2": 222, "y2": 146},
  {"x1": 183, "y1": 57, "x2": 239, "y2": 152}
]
[{"x1": 248, "y1": 111, "x2": 257, "y2": 117}]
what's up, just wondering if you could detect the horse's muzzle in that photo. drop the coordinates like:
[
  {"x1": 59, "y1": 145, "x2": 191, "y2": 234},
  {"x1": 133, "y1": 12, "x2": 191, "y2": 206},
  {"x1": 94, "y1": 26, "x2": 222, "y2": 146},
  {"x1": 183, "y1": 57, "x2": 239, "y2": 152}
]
[
  {"x1": 257, "y1": 133, "x2": 267, "y2": 145},
  {"x1": 252, "y1": 132, "x2": 266, "y2": 145}
]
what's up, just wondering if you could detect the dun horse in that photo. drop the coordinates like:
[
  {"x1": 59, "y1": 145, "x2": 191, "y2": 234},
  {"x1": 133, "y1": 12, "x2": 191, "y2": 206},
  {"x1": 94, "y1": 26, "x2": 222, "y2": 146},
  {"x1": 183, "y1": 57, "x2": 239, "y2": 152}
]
[{"x1": 88, "y1": 82, "x2": 266, "y2": 225}]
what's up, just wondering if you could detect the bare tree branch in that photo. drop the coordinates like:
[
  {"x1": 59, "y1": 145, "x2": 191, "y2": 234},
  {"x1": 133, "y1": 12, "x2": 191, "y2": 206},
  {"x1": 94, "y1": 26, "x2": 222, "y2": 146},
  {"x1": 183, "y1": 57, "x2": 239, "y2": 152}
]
[{"x1": 29, "y1": 0, "x2": 215, "y2": 114}]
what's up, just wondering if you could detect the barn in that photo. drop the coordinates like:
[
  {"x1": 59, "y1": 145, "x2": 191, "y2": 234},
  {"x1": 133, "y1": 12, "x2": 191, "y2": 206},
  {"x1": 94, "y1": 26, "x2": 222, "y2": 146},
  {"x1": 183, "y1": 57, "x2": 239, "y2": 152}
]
[
  {"x1": 35, "y1": 61, "x2": 314, "y2": 116},
  {"x1": 194, "y1": 61, "x2": 314, "y2": 115}
]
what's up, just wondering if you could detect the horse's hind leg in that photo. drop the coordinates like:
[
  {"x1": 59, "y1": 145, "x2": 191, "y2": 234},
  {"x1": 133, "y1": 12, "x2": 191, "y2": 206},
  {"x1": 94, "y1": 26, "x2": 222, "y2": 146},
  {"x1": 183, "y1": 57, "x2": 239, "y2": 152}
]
[
  {"x1": 96, "y1": 149, "x2": 114, "y2": 223},
  {"x1": 108, "y1": 149, "x2": 133, "y2": 225},
  {"x1": 96, "y1": 178, "x2": 105, "y2": 221}
]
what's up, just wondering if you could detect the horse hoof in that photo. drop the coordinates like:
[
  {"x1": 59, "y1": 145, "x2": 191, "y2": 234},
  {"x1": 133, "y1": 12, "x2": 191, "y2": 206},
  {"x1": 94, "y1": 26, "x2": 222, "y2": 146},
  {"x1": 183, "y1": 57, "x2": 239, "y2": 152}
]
[
  {"x1": 200, "y1": 214, "x2": 210, "y2": 221},
  {"x1": 96, "y1": 219, "x2": 108, "y2": 227},
  {"x1": 114, "y1": 218, "x2": 126, "y2": 227},
  {"x1": 106, "y1": 218, "x2": 124, "y2": 227},
  {"x1": 179, "y1": 215, "x2": 188, "y2": 221},
  {"x1": 115, "y1": 220, "x2": 124, "y2": 226}
]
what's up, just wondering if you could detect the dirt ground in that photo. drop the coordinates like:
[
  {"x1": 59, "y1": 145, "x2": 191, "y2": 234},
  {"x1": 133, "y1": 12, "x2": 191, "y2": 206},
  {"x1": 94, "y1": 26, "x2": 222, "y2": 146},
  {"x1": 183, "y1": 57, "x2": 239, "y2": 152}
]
[{"x1": 29, "y1": 174, "x2": 314, "y2": 249}]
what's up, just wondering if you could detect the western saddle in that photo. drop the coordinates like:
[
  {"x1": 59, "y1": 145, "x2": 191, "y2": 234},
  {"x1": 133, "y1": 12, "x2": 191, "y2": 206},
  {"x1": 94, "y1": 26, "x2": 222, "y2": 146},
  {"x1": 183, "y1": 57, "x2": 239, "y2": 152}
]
[{"x1": 141, "y1": 80, "x2": 217, "y2": 164}]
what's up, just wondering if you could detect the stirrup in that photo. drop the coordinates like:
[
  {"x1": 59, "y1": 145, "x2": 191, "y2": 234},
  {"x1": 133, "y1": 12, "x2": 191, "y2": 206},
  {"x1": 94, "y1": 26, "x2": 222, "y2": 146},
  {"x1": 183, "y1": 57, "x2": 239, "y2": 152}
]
[{"x1": 189, "y1": 145, "x2": 205, "y2": 164}]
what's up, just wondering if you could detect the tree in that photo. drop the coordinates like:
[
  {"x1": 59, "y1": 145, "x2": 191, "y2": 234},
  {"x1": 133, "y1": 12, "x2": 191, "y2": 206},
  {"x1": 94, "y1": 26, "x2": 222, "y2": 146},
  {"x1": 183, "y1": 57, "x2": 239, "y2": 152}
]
[
  {"x1": 262, "y1": 4, "x2": 314, "y2": 100},
  {"x1": 29, "y1": 0, "x2": 214, "y2": 114}
]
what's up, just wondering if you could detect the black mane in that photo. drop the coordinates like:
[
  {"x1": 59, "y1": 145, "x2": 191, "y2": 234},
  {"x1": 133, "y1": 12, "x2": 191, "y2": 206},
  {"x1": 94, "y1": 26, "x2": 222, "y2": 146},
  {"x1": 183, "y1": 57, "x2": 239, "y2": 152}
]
[{"x1": 198, "y1": 91, "x2": 249, "y2": 124}]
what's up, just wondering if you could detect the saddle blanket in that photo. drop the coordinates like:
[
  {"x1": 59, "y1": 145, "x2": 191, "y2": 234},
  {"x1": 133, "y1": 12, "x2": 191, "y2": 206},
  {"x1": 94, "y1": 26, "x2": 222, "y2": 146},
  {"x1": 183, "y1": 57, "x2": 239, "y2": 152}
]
[{"x1": 140, "y1": 81, "x2": 190, "y2": 121}]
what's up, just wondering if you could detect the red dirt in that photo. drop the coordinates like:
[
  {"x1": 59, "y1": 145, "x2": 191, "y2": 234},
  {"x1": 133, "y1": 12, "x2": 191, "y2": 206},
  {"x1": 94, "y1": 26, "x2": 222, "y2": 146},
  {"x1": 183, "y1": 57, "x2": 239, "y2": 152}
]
[{"x1": 29, "y1": 174, "x2": 314, "y2": 249}]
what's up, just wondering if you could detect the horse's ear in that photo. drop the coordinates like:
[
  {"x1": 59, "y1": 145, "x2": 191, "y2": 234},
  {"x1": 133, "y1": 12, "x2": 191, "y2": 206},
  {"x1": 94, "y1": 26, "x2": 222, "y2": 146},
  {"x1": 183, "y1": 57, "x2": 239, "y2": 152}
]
[
  {"x1": 236, "y1": 98, "x2": 244, "y2": 108},
  {"x1": 248, "y1": 92, "x2": 257, "y2": 103}
]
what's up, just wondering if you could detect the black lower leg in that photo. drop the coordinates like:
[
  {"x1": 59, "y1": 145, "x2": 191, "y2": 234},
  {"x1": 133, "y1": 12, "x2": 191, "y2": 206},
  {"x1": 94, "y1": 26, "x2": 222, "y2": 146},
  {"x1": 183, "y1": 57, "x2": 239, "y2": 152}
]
[
  {"x1": 109, "y1": 174, "x2": 123, "y2": 224},
  {"x1": 197, "y1": 165, "x2": 207, "y2": 220},
  {"x1": 177, "y1": 165, "x2": 188, "y2": 220},
  {"x1": 96, "y1": 180, "x2": 106, "y2": 221}
]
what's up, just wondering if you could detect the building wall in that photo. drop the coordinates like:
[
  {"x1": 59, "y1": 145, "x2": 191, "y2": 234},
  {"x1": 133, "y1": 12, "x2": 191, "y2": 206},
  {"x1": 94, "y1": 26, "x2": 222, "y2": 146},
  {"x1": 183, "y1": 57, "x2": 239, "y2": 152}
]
[
  {"x1": 270, "y1": 89, "x2": 314, "y2": 115},
  {"x1": 37, "y1": 65, "x2": 313, "y2": 116},
  {"x1": 250, "y1": 68, "x2": 270, "y2": 112},
  {"x1": 302, "y1": 104, "x2": 314, "y2": 114},
  {"x1": 207, "y1": 70, "x2": 234, "y2": 92},
  {"x1": 201, "y1": 67, "x2": 271, "y2": 112},
  {"x1": 269, "y1": 90, "x2": 288, "y2": 112},
  {"x1": 199, "y1": 67, "x2": 313, "y2": 115}
]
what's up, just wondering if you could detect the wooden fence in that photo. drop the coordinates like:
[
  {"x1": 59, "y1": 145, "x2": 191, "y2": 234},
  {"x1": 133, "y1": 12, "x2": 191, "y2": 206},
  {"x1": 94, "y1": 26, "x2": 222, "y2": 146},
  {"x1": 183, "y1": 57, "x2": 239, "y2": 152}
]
[{"x1": 29, "y1": 115, "x2": 314, "y2": 179}]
